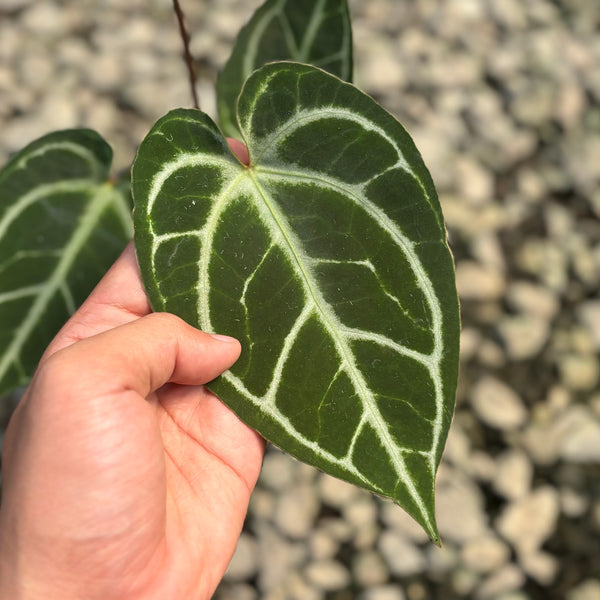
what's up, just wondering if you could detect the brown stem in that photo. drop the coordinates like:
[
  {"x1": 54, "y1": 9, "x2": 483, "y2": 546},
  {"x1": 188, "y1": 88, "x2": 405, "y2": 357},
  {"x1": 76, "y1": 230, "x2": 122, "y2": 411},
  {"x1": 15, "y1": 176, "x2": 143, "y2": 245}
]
[{"x1": 172, "y1": 0, "x2": 199, "y2": 110}]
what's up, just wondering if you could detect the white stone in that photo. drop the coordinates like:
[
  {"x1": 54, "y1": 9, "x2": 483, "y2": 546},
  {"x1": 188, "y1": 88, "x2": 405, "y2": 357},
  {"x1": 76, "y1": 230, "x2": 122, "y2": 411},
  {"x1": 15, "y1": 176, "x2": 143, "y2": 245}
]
[
  {"x1": 319, "y1": 473, "x2": 362, "y2": 508},
  {"x1": 320, "y1": 517, "x2": 353, "y2": 544},
  {"x1": 470, "y1": 376, "x2": 528, "y2": 431},
  {"x1": 460, "y1": 327, "x2": 482, "y2": 363},
  {"x1": 558, "y1": 353, "x2": 600, "y2": 392},
  {"x1": 560, "y1": 410, "x2": 600, "y2": 463},
  {"x1": 343, "y1": 497, "x2": 378, "y2": 530},
  {"x1": 456, "y1": 260, "x2": 505, "y2": 301},
  {"x1": 497, "y1": 315, "x2": 550, "y2": 361},
  {"x1": 443, "y1": 422, "x2": 472, "y2": 467},
  {"x1": 274, "y1": 482, "x2": 320, "y2": 539},
  {"x1": 436, "y1": 467, "x2": 488, "y2": 543},
  {"x1": 475, "y1": 564, "x2": 526, "y2": 599},
  {"x1": 454, "y1": 156, "x2": 494, "y2": 206},
  {"x1": 276, "y1": 572, "x2": 321, "y2": 600},
  {"x1": 471, "y1": 233, "x2": 506, "y2": 273},
  {"x1": 461, "y1": 534, "x2": 511, "y2": 573},
  {"x1": 259, "y1": 448, "x2": 296, "y2": 491},
  {"x1": 358, "y1": 584, "x2": 406, "y2": 600},
  {"x1": 495, "y1": 486, "x2": 560, "y2": 555},
  {"x1": 353, "y1": 550, "x2": 389, "y2": 587},
  {"x1": 426, "y1": 543, "x2": 459, "y2": 575},
  {"x1": 560, "y1": 487, "x2": 589, "y2": 518},
  {"x1": 308, "y1": 528, "x2": 339, "y2": 560},
  {"x1": 578, "y1": 301, "x2": 600, "y2": 350},
  {"x1": 506, "y1": 281, "x2": 559, "y2": 320},
  {"x1": 567, "y1": 579, "x2": 600, "y2": 600},
  {"x1": 492, "y1": 449, "x2": 533, "y2": 500},
  {"x1": 520, "y1": 550, "x2": 558, "y2": 585},
  {"x1": 344, "y1": 499, "x2": 380, "y2": 549},
  {"x1": 305, "y1": 560, "x2": 351, "y2": 591},
  {"x1": 377, "y1": 531, "x2": 426, "y2": 577},
  {"x1": 255, "y1": 525, "x2": 307, "y2": 593}
]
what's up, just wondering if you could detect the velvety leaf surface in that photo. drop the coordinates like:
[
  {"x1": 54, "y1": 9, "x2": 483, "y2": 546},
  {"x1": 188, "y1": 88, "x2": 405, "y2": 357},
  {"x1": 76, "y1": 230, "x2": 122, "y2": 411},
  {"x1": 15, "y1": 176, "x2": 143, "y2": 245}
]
[
  {"x1": 133, "y1": 63, "x2": 459, "y2": 543},
  {"x1": 217, "y1": 0, "x2": 352, "y2": 137},
  {"x1": 0, "y1": 130, "x2": 132, "y2": 395}
]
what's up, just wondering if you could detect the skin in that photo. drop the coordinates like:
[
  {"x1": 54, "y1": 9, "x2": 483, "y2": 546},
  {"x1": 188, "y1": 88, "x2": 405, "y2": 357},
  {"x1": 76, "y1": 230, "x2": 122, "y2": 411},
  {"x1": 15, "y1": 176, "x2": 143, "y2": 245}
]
[{"x1": 0, "y1": 140, "x2": 264, "y2": 600}]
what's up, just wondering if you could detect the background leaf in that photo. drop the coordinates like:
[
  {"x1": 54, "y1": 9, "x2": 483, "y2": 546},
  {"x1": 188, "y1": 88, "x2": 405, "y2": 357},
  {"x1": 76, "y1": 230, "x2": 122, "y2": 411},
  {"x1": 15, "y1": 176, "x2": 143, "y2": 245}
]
[
  {"x1": 0, "y1": 130, "x2": 132, "y2": 395},
  {"x1": 133, "y1": 63, "x2": 459, "y2": 543},
  {"x1": 217, "y1": 0, "x2": 353, "y2": 137}
]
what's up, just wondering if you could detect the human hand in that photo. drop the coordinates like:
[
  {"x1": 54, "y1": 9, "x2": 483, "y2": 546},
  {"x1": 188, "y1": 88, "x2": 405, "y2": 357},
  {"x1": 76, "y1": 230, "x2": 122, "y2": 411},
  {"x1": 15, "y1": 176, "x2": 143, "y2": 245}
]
[{"x1": 0, "y1": 142, "x2": 265, "y2": 600}]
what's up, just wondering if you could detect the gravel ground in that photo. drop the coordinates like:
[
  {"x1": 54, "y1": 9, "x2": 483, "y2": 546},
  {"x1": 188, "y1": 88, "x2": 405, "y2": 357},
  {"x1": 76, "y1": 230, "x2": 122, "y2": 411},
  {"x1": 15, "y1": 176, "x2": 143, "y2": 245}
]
[{"x1": 1, "y1": 0, "x2": 600, "y2": 598}]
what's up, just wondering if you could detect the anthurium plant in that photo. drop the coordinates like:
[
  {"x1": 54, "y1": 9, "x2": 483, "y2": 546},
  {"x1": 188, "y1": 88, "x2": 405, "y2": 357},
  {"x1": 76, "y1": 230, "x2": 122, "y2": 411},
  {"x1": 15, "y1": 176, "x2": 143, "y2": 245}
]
[{"x1": 0, "y1": 0, "x2": 459, "y2": 544}]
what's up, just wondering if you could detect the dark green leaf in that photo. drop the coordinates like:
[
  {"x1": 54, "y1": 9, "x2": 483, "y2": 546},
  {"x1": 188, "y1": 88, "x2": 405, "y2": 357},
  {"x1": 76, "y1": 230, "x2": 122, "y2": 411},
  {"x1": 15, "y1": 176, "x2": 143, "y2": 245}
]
[
  {"x1": 0, "y1": 130, "x2": 132, "y2": 395},
  {"x1": 217, "y1": 0, "x2": 353, "y2": 137},
  {"x1": 133, "y1": 63, "x2": 459, "y2": 543}
]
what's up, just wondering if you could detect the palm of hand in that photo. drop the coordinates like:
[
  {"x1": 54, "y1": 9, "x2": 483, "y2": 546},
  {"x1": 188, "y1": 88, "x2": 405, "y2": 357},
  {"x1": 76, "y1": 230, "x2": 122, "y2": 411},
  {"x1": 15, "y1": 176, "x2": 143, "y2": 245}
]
[{"x1": 0, "y1": 244, "x2": 264, "y2": 600}]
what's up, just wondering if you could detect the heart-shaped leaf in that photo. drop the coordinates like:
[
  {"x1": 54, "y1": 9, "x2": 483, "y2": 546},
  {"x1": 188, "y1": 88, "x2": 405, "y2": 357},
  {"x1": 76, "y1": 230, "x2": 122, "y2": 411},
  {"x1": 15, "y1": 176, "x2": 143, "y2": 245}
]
[
  {"x1": 133, "y1": 62, "x2": 459, "y2": 543},
  {"x1": 217, "y1": 0, "x2": 353, "y2": 137},
  {"x1": 0, "y1": 130, "x2": 132, "y2": 395}
]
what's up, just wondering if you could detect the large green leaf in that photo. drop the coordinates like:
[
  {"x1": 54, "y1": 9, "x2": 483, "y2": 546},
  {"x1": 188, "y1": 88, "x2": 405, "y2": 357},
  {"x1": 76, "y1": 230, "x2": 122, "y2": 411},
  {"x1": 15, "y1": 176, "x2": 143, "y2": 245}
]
[
  {"x1": 217, "y1": 0, "x2": 353, "y2": 137},
  {"x1": 0, "y1": 130, "x2": 132, "y2": 395},
  {"x1": 133, "y1": 62, "x2": 459, "y2": 543}
]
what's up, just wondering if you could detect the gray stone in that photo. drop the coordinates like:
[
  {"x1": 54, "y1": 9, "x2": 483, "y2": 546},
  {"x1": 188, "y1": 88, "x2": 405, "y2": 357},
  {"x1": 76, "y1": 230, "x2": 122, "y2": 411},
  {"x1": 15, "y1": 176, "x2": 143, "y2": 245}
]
[
  {"x1": 214, "y1": 583, "x2": 258, "y2": 600},
  {"x1": 223, "y1": 533, "x2": 258, "y2": 582}
]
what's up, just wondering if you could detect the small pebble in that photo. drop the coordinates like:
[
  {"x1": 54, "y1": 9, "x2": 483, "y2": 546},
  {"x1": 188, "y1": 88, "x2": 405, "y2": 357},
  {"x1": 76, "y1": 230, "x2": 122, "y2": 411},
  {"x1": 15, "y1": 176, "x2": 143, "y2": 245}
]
[
  {"x1": 305, "y1": 560, "x2": 351, "y2": 592},
  {"x1": 495, "y1": 486, "x2": 560, "y2": 555},
  {"x1": 470, "y1": 376, "x2": 528, "y2": 431},
  {"x1": 378, "y1": 531, "x2": 426, "y2": 577},
  {"x1": 492, "y1": 449, "x2": 533, "y2": 500}
]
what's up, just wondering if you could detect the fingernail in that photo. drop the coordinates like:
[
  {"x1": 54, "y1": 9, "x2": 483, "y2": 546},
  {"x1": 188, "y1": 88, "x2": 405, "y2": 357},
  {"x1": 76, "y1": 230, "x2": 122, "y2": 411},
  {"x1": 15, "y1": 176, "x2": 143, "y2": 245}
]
[{"x1": 209, "y1": 333, "x2": 239, "y2": 343}]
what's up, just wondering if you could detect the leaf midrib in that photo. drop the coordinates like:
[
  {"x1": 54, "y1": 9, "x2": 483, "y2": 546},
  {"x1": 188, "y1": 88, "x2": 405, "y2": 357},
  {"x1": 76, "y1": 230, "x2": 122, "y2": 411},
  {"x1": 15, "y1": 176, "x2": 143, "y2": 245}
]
[{"x1": 246, "y1": 167, "x2": 436, "y2": 536}]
